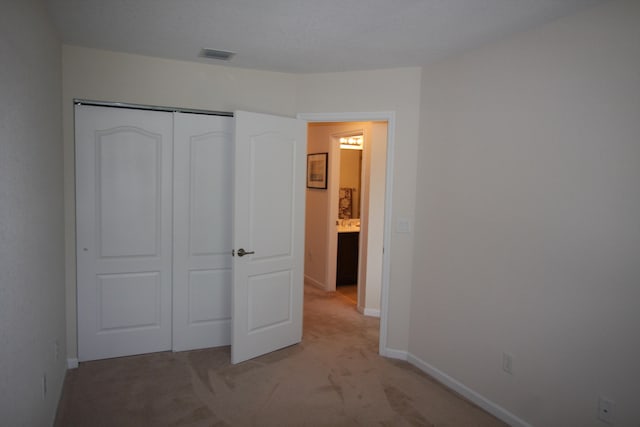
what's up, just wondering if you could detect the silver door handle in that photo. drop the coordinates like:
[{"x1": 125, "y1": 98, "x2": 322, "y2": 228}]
[{"x1": 237, "y1": 248, "x2": 255, "y2": 257}]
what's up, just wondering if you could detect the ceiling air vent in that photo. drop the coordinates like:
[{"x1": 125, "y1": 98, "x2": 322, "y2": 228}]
[{"x1": 199, "y1": 48, "x2": 235, "y2": 61}]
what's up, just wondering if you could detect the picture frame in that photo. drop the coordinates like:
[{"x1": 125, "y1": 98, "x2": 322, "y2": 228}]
[{"x1": 307, "y1": 152, "x2": 328, "y2": 189}]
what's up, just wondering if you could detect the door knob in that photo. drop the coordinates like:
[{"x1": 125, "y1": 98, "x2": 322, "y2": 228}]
[{"x1": 237, "y1": 248, "x2": 255, "y2": 257}]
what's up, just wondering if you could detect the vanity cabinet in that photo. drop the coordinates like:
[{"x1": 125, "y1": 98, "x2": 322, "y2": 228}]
[{"x1": 336, "y1": 232, "x2": 359, "y2": 286}]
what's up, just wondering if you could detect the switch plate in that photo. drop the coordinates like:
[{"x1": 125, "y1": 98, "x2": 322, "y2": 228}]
[{"x1": 396, "y1": 218, "x2": 411, "y2": 233}]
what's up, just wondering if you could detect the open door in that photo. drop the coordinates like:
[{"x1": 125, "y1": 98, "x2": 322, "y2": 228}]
[{"x1": 231, "y1": 111, "x2": 306, "y2": 364}]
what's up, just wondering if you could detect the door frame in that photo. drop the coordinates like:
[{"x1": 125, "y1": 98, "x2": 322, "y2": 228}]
[{"x1": 298, "y1": 111, "x2": 395, "y2": 357}]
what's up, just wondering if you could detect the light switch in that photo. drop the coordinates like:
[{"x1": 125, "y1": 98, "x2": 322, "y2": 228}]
[{"x1": 396, "y1": 218, "x2": 411, "y2": 233}]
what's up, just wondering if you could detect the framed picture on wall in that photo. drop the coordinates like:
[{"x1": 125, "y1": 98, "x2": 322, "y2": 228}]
[{"x1": 307, "y1": 152, "x2": 328, "y2": 189}]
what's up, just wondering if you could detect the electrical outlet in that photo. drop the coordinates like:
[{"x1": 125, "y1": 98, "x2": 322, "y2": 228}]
[
  {"x1": 502, "y1": 352, "x2": 514, "y2": 375},
  {"x1": 598, "y1": 395, "x2": 614, "y2": 424}
]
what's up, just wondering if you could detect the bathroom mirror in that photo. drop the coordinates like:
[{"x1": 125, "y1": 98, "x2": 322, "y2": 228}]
[{"x1": 338, "y1": 148, "x2": 362, "y2": 220}]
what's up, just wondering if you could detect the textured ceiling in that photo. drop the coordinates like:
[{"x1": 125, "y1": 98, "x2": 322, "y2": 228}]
[{"x1": 46, "y1": 0, "x2": 605, "y2": 73}]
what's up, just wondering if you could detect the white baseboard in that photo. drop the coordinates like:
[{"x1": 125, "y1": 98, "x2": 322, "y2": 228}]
[
  {"x1": 67, "y1": 358, "x2": 78, "y2": 369},
  {"x1": 304, "y1": 275, "x2": 325, "y2": 290},
  {"x1": 364, "y1": 308, "x2": 380, "y2": 318},
  {"x1": 381, "y1": 347, "x2": 408, "y2": 360},
  {"x1": 406, "y1": 353, "x2": 531, "y2": 427}
]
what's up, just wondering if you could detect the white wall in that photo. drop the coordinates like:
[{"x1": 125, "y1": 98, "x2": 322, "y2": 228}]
[
  {"x1": 62, "y1": 46, "x2": 300, "y2": 359},
  {"x1": 411, "y1": 0, "x2": 640, "y2": 426},
  {"x1": 0, "y1": 1, "x2": 66, "y2": 425},
  {"x1": 297, "y1": 68, "x2": 422, "y2": 353}
]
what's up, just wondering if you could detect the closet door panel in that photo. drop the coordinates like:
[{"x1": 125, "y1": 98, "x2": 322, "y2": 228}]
[
  {"x1": 76, "y1": 105, "x2": 173, "y2": 361},
  {"x1": 172, "y1": 113, "x2": 233, "y2": 351}
]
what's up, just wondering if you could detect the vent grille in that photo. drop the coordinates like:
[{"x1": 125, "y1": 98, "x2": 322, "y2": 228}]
[{"x1": 199, "y1": 48, "x2": 235, "y2": 61}]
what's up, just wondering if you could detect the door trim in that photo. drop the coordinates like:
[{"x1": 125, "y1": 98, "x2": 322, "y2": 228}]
[{"x1": 297, "y1": 111, "x2": 395, "y2": 358}]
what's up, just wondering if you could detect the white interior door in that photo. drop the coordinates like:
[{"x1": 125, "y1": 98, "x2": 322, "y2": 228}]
[
  {"x1": 76, "y1": 105, "x2": 173, "y2": 361},
  {"x1": 231, "y1": 111, "x2": 306, "y2": 364},
  {"x1": 172, "y1": 113, "x2": 233, "y2": 351}
]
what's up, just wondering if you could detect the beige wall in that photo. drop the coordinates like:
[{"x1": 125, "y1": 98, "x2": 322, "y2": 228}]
[
  {"x1": 297, "y1": 67, "x2": 422, "y2": 353},
  {"x1": 412, "y1": 0, "x2": 640, "y2": 425},
  {"x1": 63, "y1": 47, "x2": 422, "y2": 358},
  {"x1": 304, "y1": 123, "x2": 333, "y2": 289},
  {"x1": 0, "y1": 1, "x2": 66, "y2": 424}
]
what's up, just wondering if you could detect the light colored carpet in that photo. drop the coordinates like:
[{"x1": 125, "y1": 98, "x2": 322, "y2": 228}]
[
  {"x1": 336, "y1": 284, "x2": 358, "y2": 305},
  {"x1": 55, "y1": 284, "x2": 506, "y2": 426}
]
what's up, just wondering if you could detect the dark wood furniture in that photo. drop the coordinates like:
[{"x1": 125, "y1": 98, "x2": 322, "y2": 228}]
[{"x1": 336, "y1": 231, "x2": 359, "y2": 286}]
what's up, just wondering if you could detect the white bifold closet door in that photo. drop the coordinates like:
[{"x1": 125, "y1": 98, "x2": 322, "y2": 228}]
[
  {"x1": 76, "y1": 105, "x2": 305, "y2": 363},
  {"x1": 76, "y1": 105, "x2": 233, "y2": 361},
  {"x1": 172, "y1": 113, "x2": 233, "y2": 351},
  {"x1": 76, "y1": 106, "x2": 175, "y2": 361}
]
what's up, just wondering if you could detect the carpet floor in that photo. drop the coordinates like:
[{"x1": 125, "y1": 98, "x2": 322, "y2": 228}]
[
  {"x1": 336, "y1": 284, "x2": 358, "y2": 305},
  {"x1": 55, "y1": 284, "x2": 506, "y2": 426}
]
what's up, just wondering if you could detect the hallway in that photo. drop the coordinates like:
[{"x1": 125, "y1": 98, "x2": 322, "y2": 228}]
[{"x1": 55, "y1": 284, "x2": 504, "y2": 426}]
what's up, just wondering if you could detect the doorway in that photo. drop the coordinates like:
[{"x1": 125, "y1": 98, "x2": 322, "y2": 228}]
[
  {"x1": 301, "y1": 114, "x2": 392, "y2": 355},
  {"x1": 336, "y1": 132, "x2": 362, "y2": 299}
]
